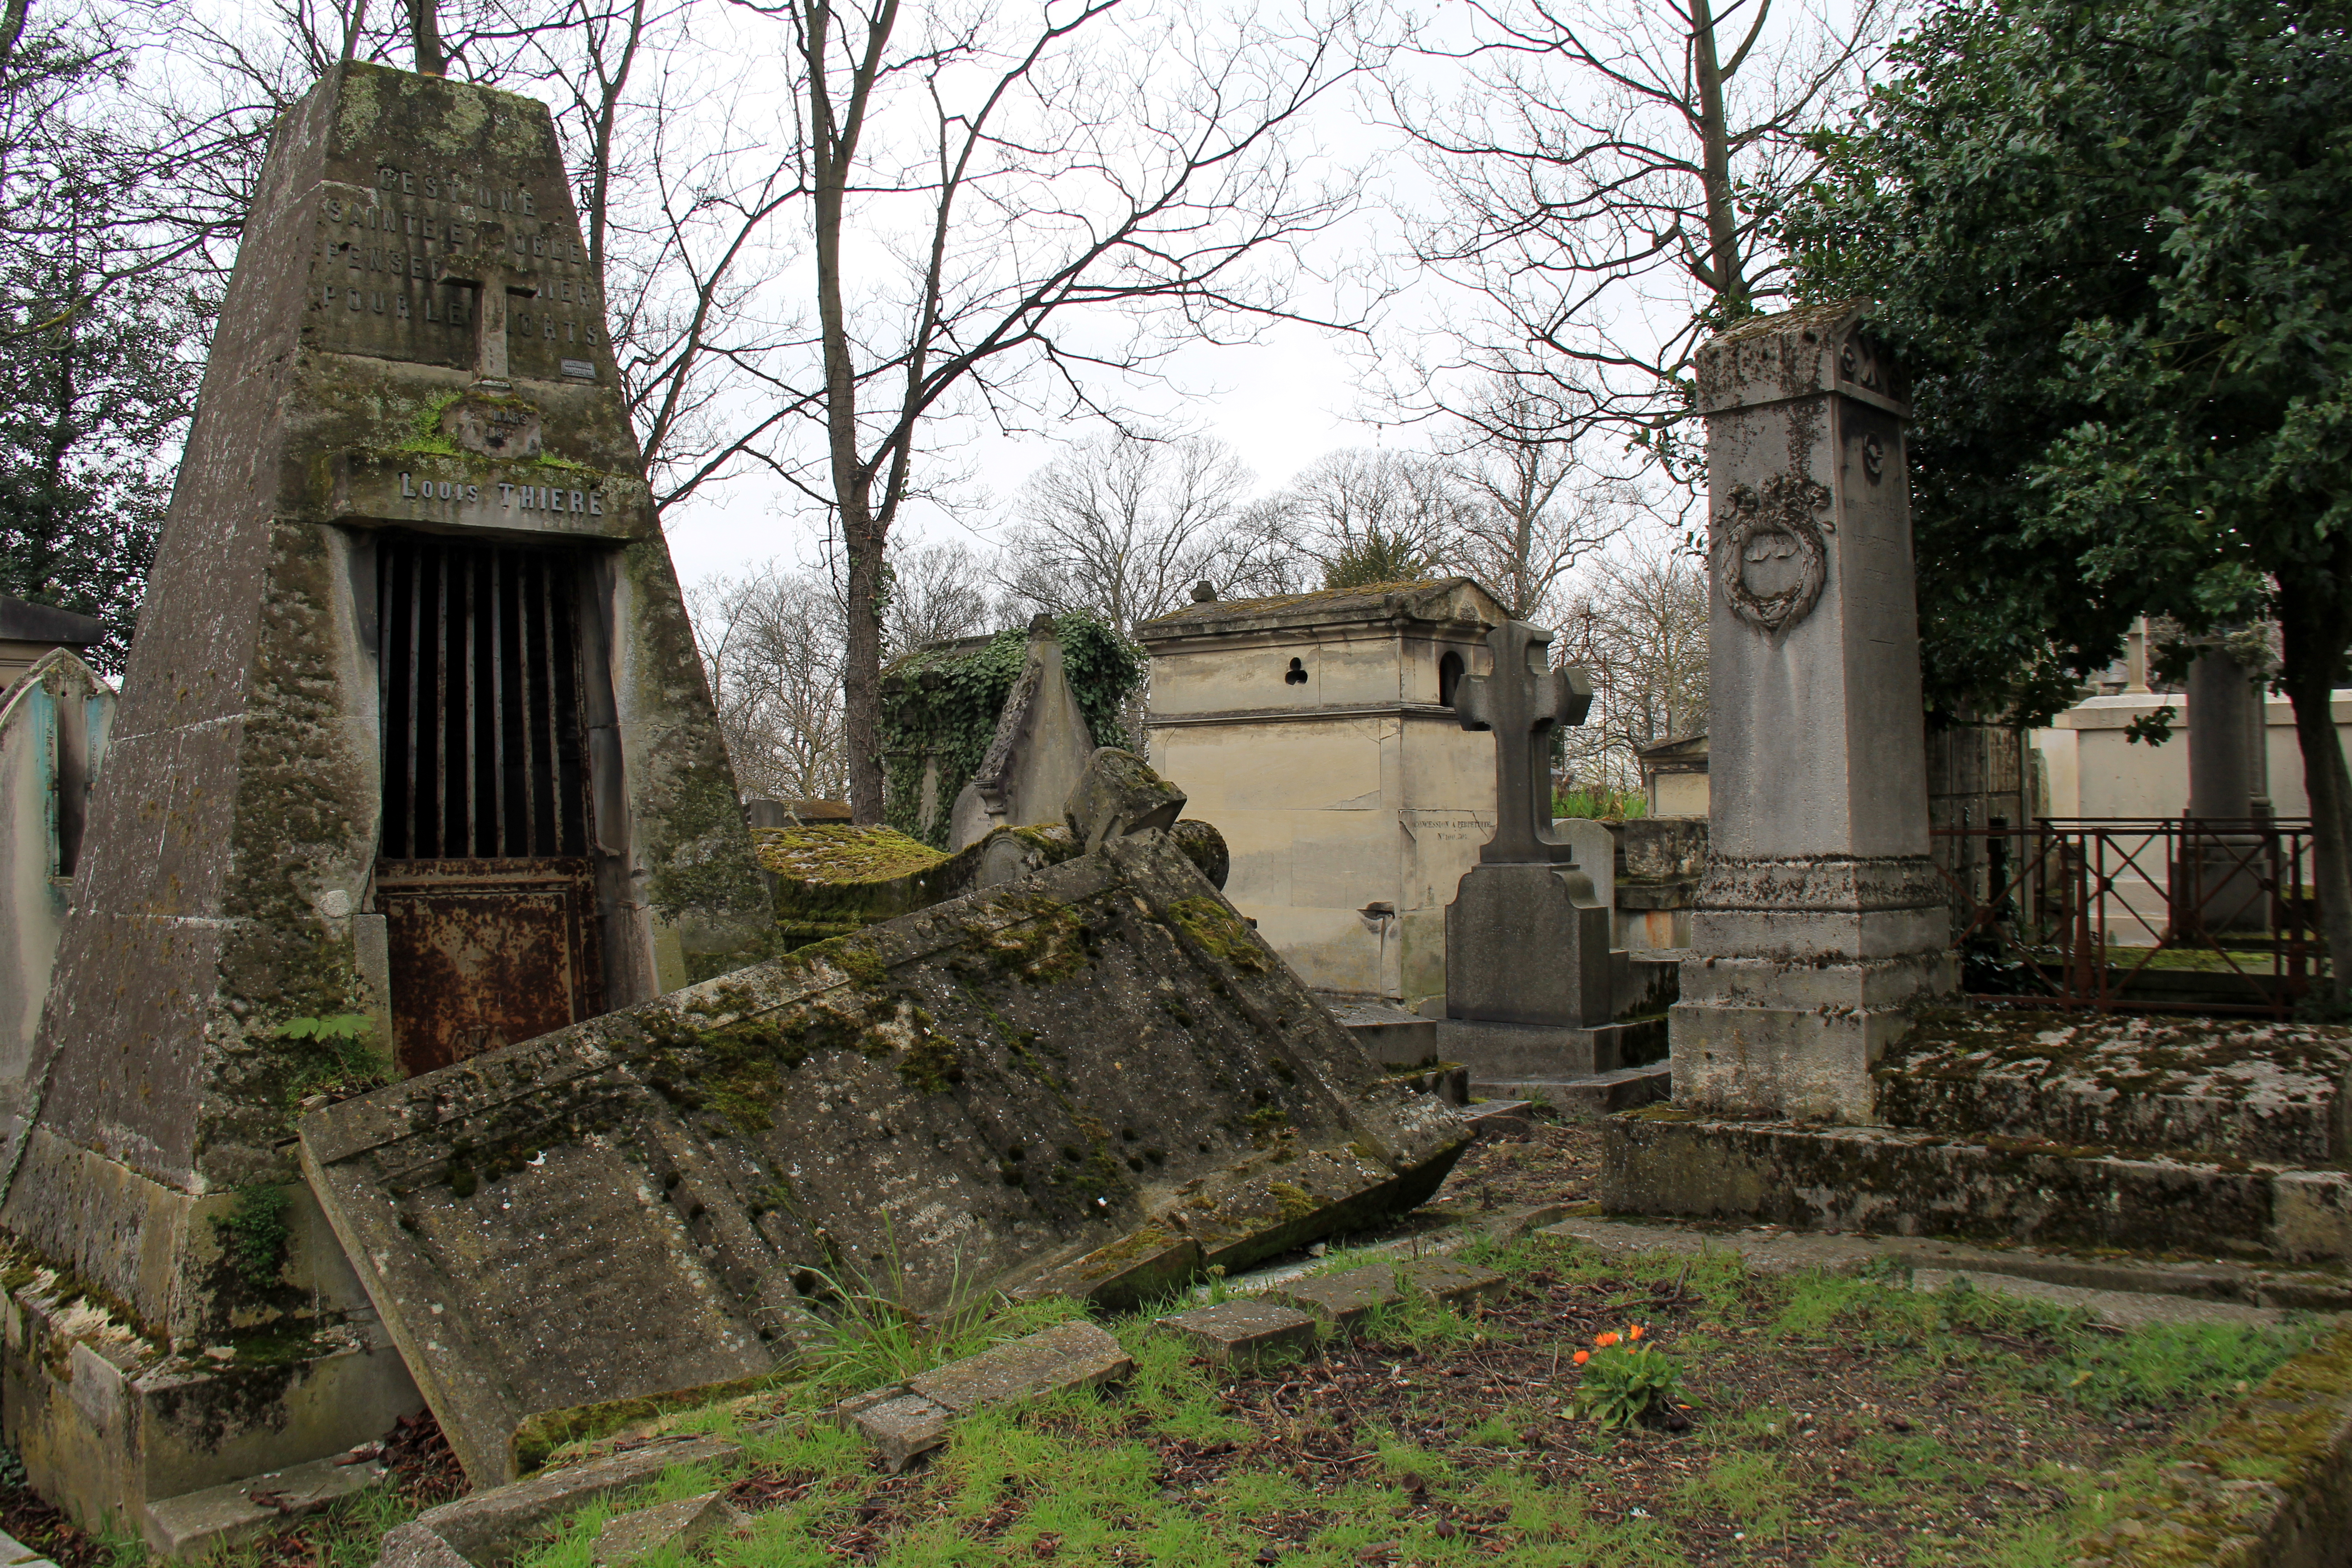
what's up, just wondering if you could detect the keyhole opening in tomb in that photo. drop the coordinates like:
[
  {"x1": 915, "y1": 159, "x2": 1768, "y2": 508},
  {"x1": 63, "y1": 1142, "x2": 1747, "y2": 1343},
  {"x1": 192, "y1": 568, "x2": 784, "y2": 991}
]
[
  {"x1": 374, "y1": 533, "x2": 604, "y2": 1077},
  {"x1": 1284, "y1": 657, "x2": 1308, "y2": 686},
  {"x1": 1438, "y1": 650, "x2": 1465, "y2": 707}
]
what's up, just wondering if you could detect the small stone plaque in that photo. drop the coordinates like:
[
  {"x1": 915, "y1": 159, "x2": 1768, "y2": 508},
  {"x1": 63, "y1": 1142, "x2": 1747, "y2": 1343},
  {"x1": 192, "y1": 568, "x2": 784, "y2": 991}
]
[{"x1": 1157, "y1": 1299, "x2": 1318, "y2": 1366}]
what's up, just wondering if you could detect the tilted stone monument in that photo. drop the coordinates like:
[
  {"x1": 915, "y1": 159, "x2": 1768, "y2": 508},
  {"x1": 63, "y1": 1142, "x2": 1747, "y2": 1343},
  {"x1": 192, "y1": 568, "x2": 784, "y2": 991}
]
[
  {"x1": 1436, "y1": 622, "x2": 1646, "y2": 1083},
  {"x1": 1669, "y1": 302, "x2": 1951, "y2": 1122},
  {"x1": 946, "y1": 617, "x2": 1102, "y2": 850},
  {"x1": 304, "y1": 749, "x2": 1470, "y2": 1485},
  {"x1": 0, "y1": 63, "x2": 769, "y2": 1536}
]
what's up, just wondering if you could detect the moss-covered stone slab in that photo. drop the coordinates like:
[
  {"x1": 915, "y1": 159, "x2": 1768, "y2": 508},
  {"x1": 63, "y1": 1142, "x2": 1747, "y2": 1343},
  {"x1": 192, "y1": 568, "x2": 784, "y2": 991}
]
[
  {"x1": 1270, "y1": 1264, "x2": 1404, "y2": 1327},
  {"x1": 763, "y1": 817, "x2": 1229, "y2": 947},
  {"x1": 304, "y1": 818, "x2": 1468, "y2": 1487},
  {"x1": 2070, "y1": 1321, "x2": 2352, "y2": 1568},
  {"x1": 1880, "y1": 1009, "x2": 2352, "y2": 1165}
]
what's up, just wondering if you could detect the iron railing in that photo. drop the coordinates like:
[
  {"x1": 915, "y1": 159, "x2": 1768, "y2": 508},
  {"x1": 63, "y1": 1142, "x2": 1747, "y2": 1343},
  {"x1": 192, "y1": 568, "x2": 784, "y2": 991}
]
[{"x1": 1929, "y1": 816, "x2": 2320, "y2": 1015}]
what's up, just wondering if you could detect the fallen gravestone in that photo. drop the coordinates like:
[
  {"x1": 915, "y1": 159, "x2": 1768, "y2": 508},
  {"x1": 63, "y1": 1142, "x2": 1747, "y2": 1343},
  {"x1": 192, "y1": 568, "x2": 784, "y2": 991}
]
[{"x1": 305, "y1": 751, "x2": 1470, "y2": 1486}]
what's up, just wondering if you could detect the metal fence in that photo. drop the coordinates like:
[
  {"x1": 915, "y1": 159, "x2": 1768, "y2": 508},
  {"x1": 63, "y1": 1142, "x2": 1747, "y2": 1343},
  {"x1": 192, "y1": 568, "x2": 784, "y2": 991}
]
[{"x1": 1929, "y1": 816, "x2": 2320, "y2": 1015}]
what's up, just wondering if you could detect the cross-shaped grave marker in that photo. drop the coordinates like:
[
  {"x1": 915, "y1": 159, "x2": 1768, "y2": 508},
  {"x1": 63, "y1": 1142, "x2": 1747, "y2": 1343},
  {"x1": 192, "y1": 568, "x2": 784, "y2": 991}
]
[
  {"x1": 1453, "y1": 619, "x2": 1594, "y2": 865},
  {"x1": 440, "y1": 246, "x2": 538, "y2": 385}
]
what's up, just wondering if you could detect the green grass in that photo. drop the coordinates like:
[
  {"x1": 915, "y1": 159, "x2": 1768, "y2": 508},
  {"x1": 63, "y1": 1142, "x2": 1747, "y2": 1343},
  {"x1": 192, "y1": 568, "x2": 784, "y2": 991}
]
[{"x1": 9, "y1": 1230, "x2": 2319, "y2": 1568}]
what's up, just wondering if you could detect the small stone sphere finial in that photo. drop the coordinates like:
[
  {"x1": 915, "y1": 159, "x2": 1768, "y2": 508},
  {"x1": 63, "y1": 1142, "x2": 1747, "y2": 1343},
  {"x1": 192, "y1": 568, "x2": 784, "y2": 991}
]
[{"x1": 1191, "y1": 580, "x2": 1217, "y2": 603}]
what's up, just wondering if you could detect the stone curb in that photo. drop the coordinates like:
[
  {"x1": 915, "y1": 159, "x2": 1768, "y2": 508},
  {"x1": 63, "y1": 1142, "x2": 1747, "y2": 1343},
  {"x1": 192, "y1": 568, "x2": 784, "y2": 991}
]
[
  {"x1": 380, "y1": 1435, "x2": 744, "y2": 1568},
  {"x1": 1534, "y1": 1212, "x2": 2352, "y2": 1319},
  {"x1": 2069, "y1": 1322, "x2": 2352, "y2": 1567}
]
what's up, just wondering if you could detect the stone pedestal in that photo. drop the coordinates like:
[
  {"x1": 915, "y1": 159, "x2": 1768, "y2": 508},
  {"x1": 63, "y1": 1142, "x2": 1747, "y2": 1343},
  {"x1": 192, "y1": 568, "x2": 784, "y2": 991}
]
[
  {"x1": 1445, "y1": 863, "x2": 1611, "y2": 1025},
  {"x1": 1670, "y1": 303, "x2": 1952, "y2": 1124}
]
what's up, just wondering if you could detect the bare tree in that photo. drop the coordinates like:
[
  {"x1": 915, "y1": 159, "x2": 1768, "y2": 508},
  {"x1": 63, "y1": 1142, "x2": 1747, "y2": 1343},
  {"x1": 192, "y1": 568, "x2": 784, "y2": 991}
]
[
  {"x1": 1441, "y1": 375, "x2": 1642, "y2": 623},
  {"x1": 882, "y1": 539, "x2": 990, "y2": 656},
  {"x1": 1261, "y1": 447, "x2": 1474, "y2": 587},
  {"x1": 995, "y1": 432, "x2": 1287, "y2": 633},
  {"x1": 745, "y1": 0, "x2": 1380, "y2": 822},
  {"x1": 688, "y1": 560, "x2": 851, "y2": 801},
  {"x1": 1554, "y1": 542, "x2": 1709, "y2": 789},
  {"x1": 1390, "y1": 0, "x2": 1886, "y2": 461}
]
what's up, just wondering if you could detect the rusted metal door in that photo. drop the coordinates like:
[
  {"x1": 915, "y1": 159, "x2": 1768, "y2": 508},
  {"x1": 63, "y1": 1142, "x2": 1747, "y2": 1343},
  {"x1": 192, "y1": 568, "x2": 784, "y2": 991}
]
[{"x1": 375, "y1": 534, "x2": 603, "y2": 1076}]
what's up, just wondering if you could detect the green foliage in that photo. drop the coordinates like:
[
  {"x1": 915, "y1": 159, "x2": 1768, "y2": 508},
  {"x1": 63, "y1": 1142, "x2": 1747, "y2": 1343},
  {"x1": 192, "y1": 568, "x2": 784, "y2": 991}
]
[
  {"x1": 278, "y1": 1013, "x2": 393, "y2": 1107},
  {"x1": 1321, "y1": 532, "x2": 1434, "y2": 591},
  {"x1": 879, "y1": 612, "x2": 1145, "y2": 848},
  {"x1": 1554, "y1": 785, "x2": 1647, "y2": 820},
  {"x1": 1783, "y1": 0, "x2": 2352, "y2": 728},
  {"x1": 1568, "y1": 1333, "x2": 1690, "y2": 1431},
  {"x1": 210, "y1": 1184, "x2": 291, "y2": 1290}
]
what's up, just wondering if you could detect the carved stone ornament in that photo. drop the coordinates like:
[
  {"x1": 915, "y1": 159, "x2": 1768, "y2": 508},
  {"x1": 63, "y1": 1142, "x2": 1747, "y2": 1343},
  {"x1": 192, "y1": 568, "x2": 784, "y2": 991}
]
[
  {"x1": 441, "y1": 390, "x2": 545, "y2": 459},
  {"x1": 1711, "y1": 470, "x2": 1834, "y2": 637}
]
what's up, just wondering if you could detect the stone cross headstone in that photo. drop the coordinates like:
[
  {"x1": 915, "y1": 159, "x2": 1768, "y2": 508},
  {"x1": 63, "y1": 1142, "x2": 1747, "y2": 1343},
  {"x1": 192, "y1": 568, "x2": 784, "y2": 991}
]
[
  {"x1": 1439, "y1": 622, "x2": 1623, "y2": 1078},
  {"x1": 1451, "y1": 620, "x2": 1594, "y2": 864},
  {"x1": 1672, "y1": 302, "x2": 1951, "y2": 1122},
  {"x1": 0, "y1": 63, "x2": 771, "y2": 1534}
]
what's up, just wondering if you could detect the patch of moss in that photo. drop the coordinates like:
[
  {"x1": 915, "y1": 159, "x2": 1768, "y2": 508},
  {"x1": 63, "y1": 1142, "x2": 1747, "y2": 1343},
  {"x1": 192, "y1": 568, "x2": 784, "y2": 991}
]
[
  {"x1": 1167, "y1": 897, "x2": 1269, "y2": 973},
  {"x1": 756, "y1": 824, "x2": 949, "y2": 884},
  {"x1": 893, "y1": 1012, "x2": 965, "y2": 1095},
  {"x1": 210, "y1": 1185, "x2": 292, "y2": 1290},
  {"x1": 969, "y1": 892, "x2": 1094, "y2": 985}
]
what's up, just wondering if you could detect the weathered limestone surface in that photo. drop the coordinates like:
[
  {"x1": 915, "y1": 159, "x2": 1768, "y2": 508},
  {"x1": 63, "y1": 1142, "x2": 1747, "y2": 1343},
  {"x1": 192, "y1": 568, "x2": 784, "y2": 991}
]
[
  {"x1": 0, "y1": 61, "x2": 766, "y2": 1532},
  {"x1": 1671, "y1": 302, "x2": 1952, "y2": 1123},
  {"x1": 1135, "y1": 579, "x2": 1507, "y2": 1011},
  {"x1": 829, "y1": 1320, "x2": 1134, "y2": 1470},
  {"x1": 0, "y1": 650, "x2": 112, "y2": 1149},
  {"x1": 305, "y1": 777, "x2": 1467, "y2": 1485},
  {"x1": 1877, "y1": 1010, "x2": 2352, "y2": 1166}
]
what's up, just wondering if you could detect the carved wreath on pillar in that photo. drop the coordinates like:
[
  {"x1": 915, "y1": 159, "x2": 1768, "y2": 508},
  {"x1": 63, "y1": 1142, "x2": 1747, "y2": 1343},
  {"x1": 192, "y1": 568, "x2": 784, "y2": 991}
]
[{"x1": 1711, "y1": 471, "x2": 1834, "y2": 637}]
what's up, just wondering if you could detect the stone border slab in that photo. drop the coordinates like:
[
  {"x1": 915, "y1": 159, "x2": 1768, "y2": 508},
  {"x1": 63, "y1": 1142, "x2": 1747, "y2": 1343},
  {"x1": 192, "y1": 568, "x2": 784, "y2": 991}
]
[
  {"x1": 2071, "y1": 1322, "x2": 2352, "y2": 1567},
  {"x1": 143, "y1": 1453, "x2": 390, "y2": 1558},
  {"x1": 1603, "y1": 1108, "x2": 2352, "y2": 1262},
  {"x1": 1157, "y1": 1300, "x2": 1318, "y2": 1366},
  {"x1": 388, "y1": 1435, "x2": 743, "y2": 1568},
  {"x1": 1535, "y1": 1214, "x2": 2352, "y2": 1324}
]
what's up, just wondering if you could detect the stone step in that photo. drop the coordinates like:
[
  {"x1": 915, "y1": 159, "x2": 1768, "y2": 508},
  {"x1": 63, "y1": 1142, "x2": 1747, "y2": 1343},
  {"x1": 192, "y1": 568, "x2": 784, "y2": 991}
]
[
  {"x1": 1328, "y1": 1000, "x2": 1437, "y2": 1067},
  {"x1": 1604, "y1": 1107, "x2": 2352, "y2": 1265},
  {"x1": 1437, "y1": 1015, "x2": 1666, "y2": 1079},
  {"x1": 142, "y1": 1451, "x2": 390, "y2": 1558},
  {"x1": 1877, "y1": 1011, "x2": 2352, "y2": 1166},
  {"x1": 1468, "y1": 1063, "x2": 1669, "y2": 1118}
]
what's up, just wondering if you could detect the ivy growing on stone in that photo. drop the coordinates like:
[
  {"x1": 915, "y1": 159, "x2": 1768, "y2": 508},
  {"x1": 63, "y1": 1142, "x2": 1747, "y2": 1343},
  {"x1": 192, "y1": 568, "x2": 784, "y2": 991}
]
[{"x1": 880, "y1": 612, "x2": 1145, "y2": 848}]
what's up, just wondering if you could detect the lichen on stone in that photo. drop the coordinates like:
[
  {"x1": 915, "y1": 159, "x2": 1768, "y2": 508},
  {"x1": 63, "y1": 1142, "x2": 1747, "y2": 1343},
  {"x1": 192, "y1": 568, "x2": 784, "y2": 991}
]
[{"x1": 1166, "y1": 897, "x2": 1268, "y2": 973}]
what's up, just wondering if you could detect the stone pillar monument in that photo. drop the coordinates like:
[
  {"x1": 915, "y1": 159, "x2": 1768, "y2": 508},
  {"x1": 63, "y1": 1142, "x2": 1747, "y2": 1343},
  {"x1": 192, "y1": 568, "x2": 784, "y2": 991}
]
[
  {"x1": 1671, "y1": 302, "x2": 1951, "y2": 1123},
  {"x1": 2181, "y1": 639, "x2": 2273, "y2": 933},
  {"x1": 1436, "y1": 622, "x2": 1632, "y2": 1080},
  {"x1": 0, "y1": 64, "x2": 771, "y2": 1539}
]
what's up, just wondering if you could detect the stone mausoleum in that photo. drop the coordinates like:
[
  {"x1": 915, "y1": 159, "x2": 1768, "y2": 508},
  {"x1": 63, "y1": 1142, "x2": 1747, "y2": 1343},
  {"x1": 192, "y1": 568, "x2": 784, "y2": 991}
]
[
  {"x1": 0, "y1": 63, "x2": 768, "y2": 1541},
  {"x1": 1135, "y1": 579, "x2": 1507, "y2": 1014}
]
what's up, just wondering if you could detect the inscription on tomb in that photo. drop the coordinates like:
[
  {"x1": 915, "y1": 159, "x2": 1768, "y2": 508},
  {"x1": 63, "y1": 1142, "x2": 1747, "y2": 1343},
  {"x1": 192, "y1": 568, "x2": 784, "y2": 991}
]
[
  {"x1": 305, "y1": 155, "x2": 608, "y2": 381},
  {"x1": 333, "y1": 451, "x2": 641, "y2": 540}
]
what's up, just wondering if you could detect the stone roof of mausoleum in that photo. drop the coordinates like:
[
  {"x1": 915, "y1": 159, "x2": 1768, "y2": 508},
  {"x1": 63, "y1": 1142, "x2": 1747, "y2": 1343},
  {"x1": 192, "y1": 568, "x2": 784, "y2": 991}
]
[{"x1": 1133, "y1": 575, "x2": 1505, "y2": 644}]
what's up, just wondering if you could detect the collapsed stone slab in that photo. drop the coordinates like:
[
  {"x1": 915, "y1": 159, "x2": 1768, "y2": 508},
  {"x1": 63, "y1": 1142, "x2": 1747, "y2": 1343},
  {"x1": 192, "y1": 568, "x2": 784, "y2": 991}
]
[{"x1": 304, "y1": 805, "x2": 1468, "y2": 1486}]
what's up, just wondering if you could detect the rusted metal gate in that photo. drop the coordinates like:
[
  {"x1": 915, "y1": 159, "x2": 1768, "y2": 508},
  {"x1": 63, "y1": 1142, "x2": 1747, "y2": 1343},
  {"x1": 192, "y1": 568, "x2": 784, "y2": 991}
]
[{"x1": 374, "y1": 533, "x2": 602, "y2": 1075}]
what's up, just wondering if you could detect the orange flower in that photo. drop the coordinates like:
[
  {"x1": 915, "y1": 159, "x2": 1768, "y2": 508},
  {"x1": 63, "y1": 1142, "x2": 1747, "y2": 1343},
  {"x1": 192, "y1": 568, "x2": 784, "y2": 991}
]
[
  {"x1": 1595, "y1": 1331, "x2": 1620, "y2": 1348},
  {"x1": 1629, "y1": 1325, "x2": 1645, "y2": 1341},
  {"x1": 1573, "y1": 1350, "x2": 1590, "y2": 1365}
]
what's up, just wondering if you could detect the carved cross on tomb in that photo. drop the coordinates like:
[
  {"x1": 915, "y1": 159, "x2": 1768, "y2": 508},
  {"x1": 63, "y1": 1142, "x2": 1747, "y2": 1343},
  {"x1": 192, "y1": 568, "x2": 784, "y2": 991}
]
[
  {"x1": 1453, "y1": 619, "x2": 1595, "y2": 866},
  {"x1": 439, "y1": 252, "x2": 537, "y2": 386}
]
